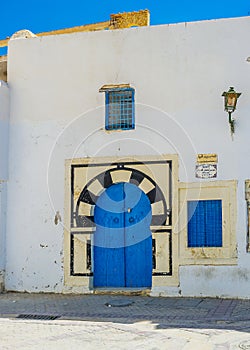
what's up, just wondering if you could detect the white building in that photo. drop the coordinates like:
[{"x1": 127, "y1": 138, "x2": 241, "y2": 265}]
[{"x1": 0, "y1": 11, "x2": 250, "y2": 297}]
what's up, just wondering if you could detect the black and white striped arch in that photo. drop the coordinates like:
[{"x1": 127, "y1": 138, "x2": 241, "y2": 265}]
[{"x1": 72, "y1": 162, "x2": 170, "y2": 228}]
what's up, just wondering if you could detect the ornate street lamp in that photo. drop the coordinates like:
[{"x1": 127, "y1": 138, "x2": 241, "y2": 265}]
[{"x1": 222, "y1": 86, "x2": 241, "y2": 135}]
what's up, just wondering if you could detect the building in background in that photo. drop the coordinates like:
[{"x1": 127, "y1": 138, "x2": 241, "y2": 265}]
[{"x1": 0, "y1": 10, "x2": 250, "y2": 297}]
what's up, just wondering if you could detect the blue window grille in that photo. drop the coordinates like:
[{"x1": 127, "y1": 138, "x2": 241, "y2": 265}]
[
  {"x1": 187, "y1": 200, "x2": 222, "y2": 247},
  {"x1": 105, "y1": 88, "x2": 135, "y2": 130}
]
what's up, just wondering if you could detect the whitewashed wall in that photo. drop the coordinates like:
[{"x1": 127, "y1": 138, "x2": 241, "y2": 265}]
[
  {"x1": 0, "y1": 81, "x2": 9, "y2": 290},
  {"x1": 0, "y1": 81, "x2": 9, "y2": 181},
  {"x1": 5, "y1": 16, "x2": 250, "y2": 296}
]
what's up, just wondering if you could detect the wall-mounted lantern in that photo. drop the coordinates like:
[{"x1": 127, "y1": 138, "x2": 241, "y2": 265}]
[{"x1": 222, "y1": 86, "x2": 241, "y2": 135}]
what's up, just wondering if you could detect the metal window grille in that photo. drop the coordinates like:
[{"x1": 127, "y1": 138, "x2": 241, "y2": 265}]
[
  {"x1": 187, "y1": 200, "x2": 222, "y2": 247},
  {"x1": 105, "y1": 89, "x2": 135, "y2": 130}
]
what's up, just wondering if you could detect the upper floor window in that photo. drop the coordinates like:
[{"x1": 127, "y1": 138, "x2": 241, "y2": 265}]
[{"x1": 99, "y1": 84, "x2": 135, "y2": 131}]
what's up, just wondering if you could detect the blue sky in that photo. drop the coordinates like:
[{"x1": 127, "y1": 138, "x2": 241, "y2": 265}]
[{"x1": 1, "y1": 0, "x2": 250, "y2": 54}]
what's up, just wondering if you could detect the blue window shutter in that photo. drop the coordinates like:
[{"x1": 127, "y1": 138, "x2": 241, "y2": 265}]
[
  {"x1": 205, "y1": 200, "x2": 222, "y2": 247},
  {"x1": 188, "y1": 200, "x2": 222, "y2": 247}
]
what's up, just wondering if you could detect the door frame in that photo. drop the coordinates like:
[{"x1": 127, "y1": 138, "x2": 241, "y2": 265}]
[{"x1": 64, "y1": 155, "x2": 179, "y2": 292}]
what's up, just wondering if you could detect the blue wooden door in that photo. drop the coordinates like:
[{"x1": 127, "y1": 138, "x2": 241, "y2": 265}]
[{"x1": 94, "y1": 182, "x2": 152, "y2": 288}]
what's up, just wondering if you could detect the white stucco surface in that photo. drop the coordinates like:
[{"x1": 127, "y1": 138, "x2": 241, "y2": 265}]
[
  {"x1": 0, "y1": 81, "x2": 9, "y2": 289},
  {"x1": 0, "y1": 81, "x2": 9, "y2": 181},
  {"x1": 4, "y1": 16, "x2": 250, "y2": 296}
]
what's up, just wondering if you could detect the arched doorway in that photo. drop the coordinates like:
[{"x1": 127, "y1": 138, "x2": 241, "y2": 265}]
[{"x1": 93, "y1": 182, "x2": 152, "y2": 288}]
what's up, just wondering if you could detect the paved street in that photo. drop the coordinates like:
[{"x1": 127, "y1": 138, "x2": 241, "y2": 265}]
[{"x1": 0, "y1": 293, "x2": 250, "y2": 349}]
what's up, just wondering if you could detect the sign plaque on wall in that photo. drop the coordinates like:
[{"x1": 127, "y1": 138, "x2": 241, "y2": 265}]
[
  {"x1": 197, "y1": 154, "x2": 218, "y2": 164},
  {"x1": 195, "y1": 164, "x2": 217, "y2": 179}
]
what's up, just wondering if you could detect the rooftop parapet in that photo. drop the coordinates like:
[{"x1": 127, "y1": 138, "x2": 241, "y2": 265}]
[{"x1": 0, "y1": 10, "x2": 150, "y2": 50}]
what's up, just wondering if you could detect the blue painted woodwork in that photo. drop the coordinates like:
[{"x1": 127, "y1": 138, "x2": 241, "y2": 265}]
[
  {"x1": 94, "y1": 182, "x2": 152, "y2": 288},
  {"x1": 187, "y1": 200, "x2": 222, "y2": 247},
  {"x1": 105, "y1": 88, "x2": 135, "y2": 130}
]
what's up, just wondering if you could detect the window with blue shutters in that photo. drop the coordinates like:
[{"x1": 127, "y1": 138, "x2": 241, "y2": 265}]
[
  {"x1": 104, "y1": 88, "x2": 135, "y2": 131},
  {"x1": 179, "y1": 181, "x2": 237, "y2": 265},
  {"x1": 187, "y1": 200, "x2": 222, "y2": 247}
]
